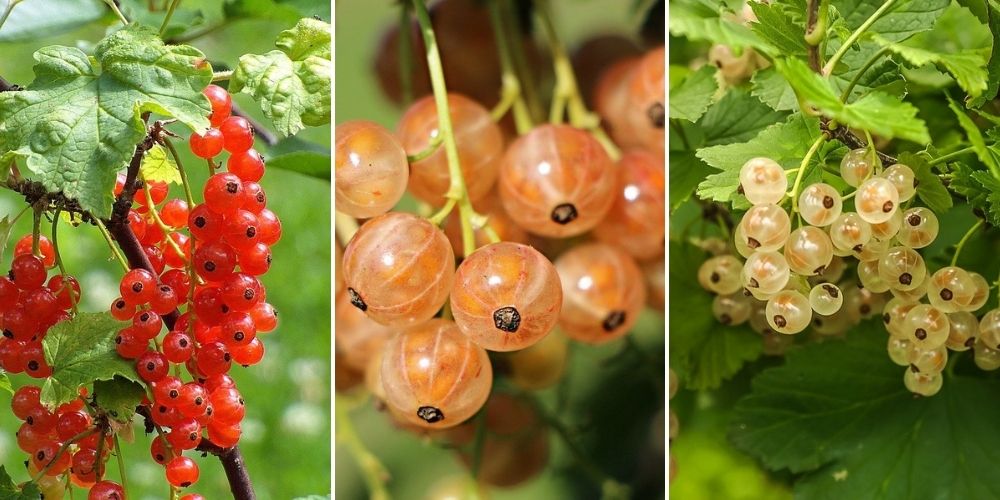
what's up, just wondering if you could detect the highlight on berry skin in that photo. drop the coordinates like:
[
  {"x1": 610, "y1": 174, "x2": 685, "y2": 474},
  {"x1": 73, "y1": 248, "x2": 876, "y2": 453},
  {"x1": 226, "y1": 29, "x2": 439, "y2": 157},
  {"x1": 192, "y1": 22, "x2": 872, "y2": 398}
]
[
  {"x1": 335, "y1": 0, "x2": 665, "y2": 497},
  {"x1": 672, "y1": 0, "x2": 1000, "y2": 494}
]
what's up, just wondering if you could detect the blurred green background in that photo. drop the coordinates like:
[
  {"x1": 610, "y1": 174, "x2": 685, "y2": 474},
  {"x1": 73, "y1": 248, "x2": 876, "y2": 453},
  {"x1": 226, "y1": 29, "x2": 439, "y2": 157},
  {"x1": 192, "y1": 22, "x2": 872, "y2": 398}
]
[
  {"x1": 335, "y1": 1, "x2": 664, "y2": 499},
  {"x1": 0, "y1": 1, "x2": 331, "y2": 498}
]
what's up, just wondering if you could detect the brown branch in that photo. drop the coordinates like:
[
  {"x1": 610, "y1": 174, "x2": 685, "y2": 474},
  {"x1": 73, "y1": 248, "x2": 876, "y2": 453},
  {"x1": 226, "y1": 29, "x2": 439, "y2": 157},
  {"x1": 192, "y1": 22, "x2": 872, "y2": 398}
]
[
  {"x1": 806, "y1": 0, "x2": 821, "y2": 72},
  {"x1": 0, "y1": 76, "x2": 18, "y2": 92},
  {"x1": 820, "y1": 120, "x2": 897, "y2": 166}
]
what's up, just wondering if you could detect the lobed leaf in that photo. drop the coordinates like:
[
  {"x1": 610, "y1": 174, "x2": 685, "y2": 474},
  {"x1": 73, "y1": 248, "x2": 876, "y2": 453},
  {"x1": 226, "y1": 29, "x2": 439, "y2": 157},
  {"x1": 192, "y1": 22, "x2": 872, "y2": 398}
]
[
  {"x1": 93, "y1": 377, "x2": 146, "y2": 423},
  {"x1": 830, "y1": 0, "x2": 949, "y2": 43},
  {"x1": 776, "y1": 58, "x2": 930, "y2": 144},
  {"x1": 41, "y1": 312, "x2": 134, "y2": 408},
  {"x1": 0, "y1": 25, "x2": 212, "y2": 218},
  {"x1": 748, "y1": 0, "x2": 807, "y2": 56},
  {"x1": 896, "y1": 152, "x2": 953, "y2": 214},
  {"x1": 669, "y1": 0, "x2": 766, "y2": 50},
  {"x1": 731, "y1": 326, "x2": 1000, "y2": 498},
  {"x1": 139, "y1": 144, "x2": 181, "y2": 185},
  {"x1": 669, "y1": 65, "x2": 718, "y2": 122},
  {"x1": 230, "y1": 17, "x2": 332, "y2": 137},
  {"x1": 0, "y1": 466, "x2": 40, "y2": 500},
  {"x1": 668, "y1": 242, "x2": 762, "y2": 390}
]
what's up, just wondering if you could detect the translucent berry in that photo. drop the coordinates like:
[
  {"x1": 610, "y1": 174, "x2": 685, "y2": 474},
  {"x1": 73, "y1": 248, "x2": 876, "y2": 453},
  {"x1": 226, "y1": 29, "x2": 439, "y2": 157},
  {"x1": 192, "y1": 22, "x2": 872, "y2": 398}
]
[
  {"x1": 783, "y1": 226, "x2": 833, "y2": 276},
  {"x1": 897, "y1": 207, "x2": 938, "y2": 248},
  {"x1": 335, "y1": 120, "x2": 409, "y2": 218},
  {"x1": 741, "y1": 251, "x2": 790, "y2": 295},
  {"x1": 855, "y1": 177, "x2": 899, "y2": 224},
  {"x1": 739, "y1": 157, "x2": 786, "y2": 205},
  {"x1": 809, "y1": 283, "x2": 843, "y2": 316},
  {"x1": 765, "y1": 290, "x2": 811, "y2": 334},
  {"x1": 878, "y1": 246, "x2": 925, "y2": 292},
  {"x1": 697, "y1": 255, "x2": 743, "y2": 295},
  {"x1": 554, "y1": 243, "x2": 645, "y2": 343},
  {"x1": 840, "y1": 148, "x2": 877, "y2": 187},
  {"x1": 798, "y1": 183, "x2": 842, "y2": 227},
  {"x1": 739, "y1": 204, "x2": 790, "y2": 252},
  {"x1": 882, "y1": 163, "x2": 916, "y2": 202},
  {"x1": 902, "y1": 304, "x2": 949, "y2": 349}
]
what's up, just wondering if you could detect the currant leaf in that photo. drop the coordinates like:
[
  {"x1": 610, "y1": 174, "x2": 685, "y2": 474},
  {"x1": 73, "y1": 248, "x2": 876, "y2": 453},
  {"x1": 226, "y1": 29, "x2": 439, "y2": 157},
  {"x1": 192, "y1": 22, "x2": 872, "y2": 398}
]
[
  {"x1": 831, "y1": 0, "x2": 949, "y2": 43},
  {"x1": 969, "y1": 0, "x2": 1000, "y2": 107},
  {"x1": 731, "y1": 325, "x2": 1000, "y2": 498},
  {"x1": 896, "y1": 152, "x2": 953, "y2": 214},
  {"x1": 748, "y1": 0, "x2": 807, "y2": 56},
  {"x1": 230, "y1": 17, "x2": 332, "y2": 137},
  {"x1": 139, "y1": 144, "x2": 182, "y2": 185},
  {"x1": 40, "y1": 312, "x2": 134, "y2": 408},
  {"x1": 776, "y1": 58, "x2": 930, "y2": 143},
  {"x1": 0, "y1": 25, "x2": 212, "y2": 218},
  {"x1": 669, "y1": 65, "x2": 718, "y2": 122},
  {"x1": 697, "y1": 114, "x2": 822, "y2": 204},
  {"x1": 0, "y1": 466, "x2": 41, "y2": 500},
  {"x1": 93, "y1": 376, "x2": 146, "y2": 423},
  {"x1": 698, "y1": 89, "x2": 787, "y2": 146},
  {"x1": 950, "y1": 162, "x2": 1000, "y2": 226},
  {"x1": 873, "y1": 5, "x2": 990, "y2": 99},
  {"x1": 669, "y1": 242, "x2": 762, "y2": 390},
  {"x1": 948, "y1": 96, "x2": 1000, "y2": 173},
  {"x1": 751, "y1": 68, "x2": 798, "y2": 111},
  {"x1": 669, "y1": 0, "x2": 766, "y2": 50}
]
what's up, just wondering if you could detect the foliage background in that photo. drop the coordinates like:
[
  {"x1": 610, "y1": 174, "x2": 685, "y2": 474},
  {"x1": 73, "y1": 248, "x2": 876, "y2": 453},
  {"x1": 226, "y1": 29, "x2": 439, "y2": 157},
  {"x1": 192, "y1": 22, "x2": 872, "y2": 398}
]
[
  {"x1": 0, "y1": 1, "x2": 332, "y2": 498},
  {"x1": 334, "y1": 0, "x2": 664, "y2": 499},
  {"x1": 669, "y1": 0, "x2": 1000, "y2": 498}
]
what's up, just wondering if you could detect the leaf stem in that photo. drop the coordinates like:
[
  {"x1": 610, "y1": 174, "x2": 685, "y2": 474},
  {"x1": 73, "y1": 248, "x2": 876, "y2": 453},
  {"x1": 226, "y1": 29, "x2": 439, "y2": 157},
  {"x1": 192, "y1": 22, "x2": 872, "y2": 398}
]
[
  {"x1": 535, "y1": 0, "x2": 621, "y2": 160},
  {"x1": 212, "y1": 70, "x2": 234, "y2": 83},
  {"x1": 33, "y1": 428, "x2": 97, "y2": 481},
  {"x1": 488, "y1": 0, "x2": 533, "y2": 134},
  {"x1": 428, "y1": 198, "x2": 457, "y2": 226},
  {"x1": 160, "y1": 0, "x2": 182, "y2": 36},
  {"x1": 406, "y1": 135, "x2": 443, "y2": 163},
  {"x1": 0, "y1": 0, "x2": 23, "y2": 35},
  {"x1": 335, "y1": 399, "x2": 390, "y2": 500},
  {"x1": 103, "y1": 0, "x2": 129, "y2": 26},
  {"x1": 951, "y1": 219, "x2": 984, "y2": 267},
  {"x1": 928, "y1": 146, "x2": 977, "y2": 166},
  {"x1": 114, "y1": 435, "x2": 129, "y2": 494},
  {"x1": 398, "y1": 2, "x2": 414, "y2": 104},
  {"x1": 822, "y1": 0, "x2": 898, "y2": 75},
  {"x1": 162, "y1": 138, "x2": 196, "y2": 207},
  {"x1": 840, "y1": 46, "x2": 890, "y2": 102},
  {"x1": 790, "y1": 135, "x2": 828, "y2": 215},
  {"x1": 94, "y1": 219, "x2": 131, "y2": 273},
  {"x1": 50, "y1": 210, "x2": 78, "y2": 314},
  {"x1": 411, "y1": 0, "x2": 479, "y2": 257}
]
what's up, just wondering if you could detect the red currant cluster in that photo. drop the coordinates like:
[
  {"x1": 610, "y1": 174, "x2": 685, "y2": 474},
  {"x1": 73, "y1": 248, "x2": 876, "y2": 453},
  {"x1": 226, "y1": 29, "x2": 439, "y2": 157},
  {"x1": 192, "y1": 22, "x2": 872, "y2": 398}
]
[
  {"x1": 100, "y1": 84, "x2": 279, "y2": 492},
  {"x1": 0, "y1": 236, "x2": 80, "y2": 378},
  {"x1": 335, "y1": 3, "x2": 664, "y2": 490}
]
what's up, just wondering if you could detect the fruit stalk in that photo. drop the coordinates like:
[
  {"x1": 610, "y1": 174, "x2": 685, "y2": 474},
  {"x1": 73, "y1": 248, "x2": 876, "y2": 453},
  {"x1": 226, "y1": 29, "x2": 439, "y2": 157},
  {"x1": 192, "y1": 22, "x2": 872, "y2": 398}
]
[
  {"x1": 821, "y1": 0, "x2": 898, "y2": 75},
  {"x1": 411, "y1": 0, "x2": 478, "y2": 256}
]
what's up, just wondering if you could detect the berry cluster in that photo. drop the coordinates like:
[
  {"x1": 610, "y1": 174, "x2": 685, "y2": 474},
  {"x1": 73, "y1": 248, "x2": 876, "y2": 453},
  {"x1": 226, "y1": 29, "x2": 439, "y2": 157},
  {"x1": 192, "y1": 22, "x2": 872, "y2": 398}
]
[
  {"x1": 110, "y1": 83, "x2": 280, "y2": 491},
  {"x1": 336, "y1": 4, "x2": 664, "y2": 489},
  {"x1": 0, "y1": 236, "x2": 80, "y2": 378},
  {"x1": 698, "y1": 150, "x2": 994, "y2": 396},
  {"x1": 4, "y1": 82, "x2": 281, "y2": 496}
]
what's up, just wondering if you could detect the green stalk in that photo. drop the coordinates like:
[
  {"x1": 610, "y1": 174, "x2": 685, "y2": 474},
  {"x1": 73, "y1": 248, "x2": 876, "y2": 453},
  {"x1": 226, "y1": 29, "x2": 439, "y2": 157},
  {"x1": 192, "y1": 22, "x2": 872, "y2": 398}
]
[
  {"x1": 159, "y1": 0, "x2": 181, "y2": 36},
  {"x1": 411, "y1": 0, "x2": 478, "y2": 257},
  {"x1": 0, "y1": 0, "x2": 23, "y2": 33},
  {"x1": 114, "y1": 435, "x2": 129, "y2": 494},
  {"x1": 839, "y1": 46, "x2": 890, "y2": 102},
  {"x1": 488, "y1": 0, "x2": 533, "y2": 134},
  {"x1": 336, "y1": 400, "x2": 390, "y2": 500},
  {"x1": 790, "y1": 135, "x2": 828, "y2": 215},
  {"x1": 951, "y1": 219, "x2": 984, "y2": 267},
  {"x1": 822, "y1": 0, "x2": 898, "y2": 75}
]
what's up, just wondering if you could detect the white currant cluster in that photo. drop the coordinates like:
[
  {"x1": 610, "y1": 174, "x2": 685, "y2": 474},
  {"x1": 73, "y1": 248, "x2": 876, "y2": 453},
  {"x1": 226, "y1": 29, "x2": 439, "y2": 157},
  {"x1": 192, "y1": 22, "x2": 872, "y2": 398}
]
[{"x1": 697, "y1": 150, "x2": 997, "y2": 396}]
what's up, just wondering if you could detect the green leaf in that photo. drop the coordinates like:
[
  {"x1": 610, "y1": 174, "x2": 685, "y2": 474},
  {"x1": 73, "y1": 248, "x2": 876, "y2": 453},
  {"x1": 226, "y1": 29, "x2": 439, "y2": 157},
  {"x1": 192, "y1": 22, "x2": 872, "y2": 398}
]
[
  {"x1": 93, "y1": 377, "x2": 146, "y2": 423},
  {"x1": 41, "y1": 312, "x2": 134, "y2": 408},
  {"x1": 0, "y1": 465, "x2": 40, "y2": 500},
  {"x1": 776, "y1": 58, "x2": 930, "y2": 143},
  {"x1": 669, "y1": 65, "x2": 718, "y2": 122},
  {"x1": 0, "y1": 215, "x2": 18, "y2": 267},
  {"x1": 831, "y1": 0, "x2": 949, "y2": 43},
  {"x1": 732, "y1": 325, "x2": 1000, "y2": 498},
  {"x1": 0, "y1": 25, "x2": 212, "y2": 218},
  {"x1": 0, "y1": 0, "x2": 103, "y2": 42},
  {"x1": 828, "y1": 40, "x2": 906, "y2": 101},
  {"x1": 697, "y1": 89, "x2": 788, "y2": 146},
  {"x1": 970, "y1": 0, "x2": 1000, "y2": 107},
  {"x1": 265, "y1": 150, "x2": 330, "y2": 180},
  {"x1": 697, "y1": 115, "x2": 822, "y2": 203},
  {"x1": 873, "y1": 5, "x2": 991, "y2": 99},
  {"x1": 948, "y1": 95, "x2": 1000, "y2": 173},
  {"x1": 669, "y1": 0, "x2": 766, "y2": 50},
  {"x1": 670, "y1": 152, "x2": 710, "y2": 212},
  {"x1": 230, "y1": 17, "x2": 331, "y2": 137},
  {"x1": 748, "y1": 0, "x2": 807, "y2": 56},
  {"x1": 751, "y1": 68, "x2": 798, "y2": 111},
  {"x1": 0, "y1": 371, "x2": 11, "y2": 395},
  {"x1": 950, "y1": 162, "x2": 1000, "y2": 225},
  {"x1": 896, "y1": 152, "x2": 953, "y2": 213},
  {"x1": 669, "y1": 242, "x2": 762, "y2": 390},
  {"x1": 139, "y1": 144, "x2": 181, "y2": 185}
]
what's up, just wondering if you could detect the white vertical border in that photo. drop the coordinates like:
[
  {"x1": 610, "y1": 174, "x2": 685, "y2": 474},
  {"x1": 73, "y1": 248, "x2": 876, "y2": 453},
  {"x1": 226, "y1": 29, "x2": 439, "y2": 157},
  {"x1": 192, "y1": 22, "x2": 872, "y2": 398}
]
[
  {"x1": 328, "y1": 0, "x2": 337, "y2": 496},
  {"x1": 663, "y1": 0, "x2": 672, "y2": 495}
]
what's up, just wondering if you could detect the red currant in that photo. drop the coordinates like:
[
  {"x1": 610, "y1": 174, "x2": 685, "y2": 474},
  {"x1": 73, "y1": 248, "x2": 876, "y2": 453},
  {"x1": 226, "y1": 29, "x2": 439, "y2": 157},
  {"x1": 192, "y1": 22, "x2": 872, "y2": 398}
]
[
  {"x1": 10, "y1": 254, "x2": 46, "y2": 290},
  {"x1": 227, "y1": 149, "x2": 265, "y2": 181},
  {"x1": 204, "y1": 173, "x2": 244, "y2": 214},
  {"x1": 203, "y1": 84, "x2": 232, "y2": 127},
  {"x1": 136, "y1": 351, "x2": 169, "y2": 382},
  {"x1": 120, "y1": 268, "x2": 157, "y2": 305},
  {"x1": 88, "y1": 480, "x2": 125, "y2": 500},
  {"x1": 14, "y1": 234, "x2": 55, "y2": 268},
  {"x1": 219, "y1": 116, "x2": 254, "y2": 153},
  {"x1": 193, "y1": 241, "x2": 237, "y2": 282},
  {"x1": 189, "y1": 128, "x2": 225, "y2": 159},
  {"x1": 165, "y1": 455, "x2": 200, "y2": 487}
]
